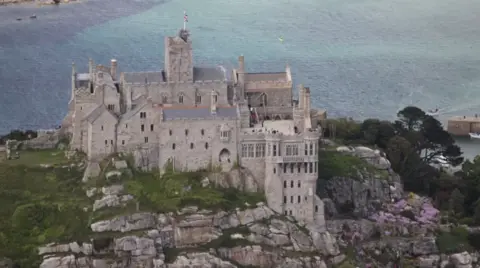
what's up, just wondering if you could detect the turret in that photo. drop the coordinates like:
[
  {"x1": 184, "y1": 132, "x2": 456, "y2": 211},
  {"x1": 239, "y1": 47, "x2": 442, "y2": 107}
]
[
  {"x1": 210, "y1": 90, "x2": 217, "y2": 115},
  {"x1": 71, "y1": 62, "x2": 76, "y2": 102},
  {"x1": 110, "y1": 59, "x2": 117, "y2": 80},
  {"x1": 286, "y1": 64, "x2": 292, "y2": 82},
  {"x1": 298, "y1": 84, "x2": 305, "y2": 109},
  {"x1": 237, "y1": 55, "x2": 245, "y2": 84}
]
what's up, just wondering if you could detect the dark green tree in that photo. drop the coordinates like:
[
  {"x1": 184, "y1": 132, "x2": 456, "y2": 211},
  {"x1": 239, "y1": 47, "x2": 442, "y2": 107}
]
[
  {"x1": 361, "y1": 119, "x2": 396, "y2": 148},
  {"x1": 394, "y1": 106, "x2": 463, "y2": 166},
  {"x1": 449, "y1": 188, "x2": 465, "y2": 216}
]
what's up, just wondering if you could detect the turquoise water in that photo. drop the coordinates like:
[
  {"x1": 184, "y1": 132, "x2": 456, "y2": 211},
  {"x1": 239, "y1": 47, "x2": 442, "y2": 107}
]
[{"x1": 1, "y1": 0, "x2": 480, "y2": 156}]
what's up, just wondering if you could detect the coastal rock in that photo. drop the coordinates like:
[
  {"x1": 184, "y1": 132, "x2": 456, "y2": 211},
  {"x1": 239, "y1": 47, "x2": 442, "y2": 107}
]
[{"x1": 207, "y1": 168, "x2": 260, "y2": 193}]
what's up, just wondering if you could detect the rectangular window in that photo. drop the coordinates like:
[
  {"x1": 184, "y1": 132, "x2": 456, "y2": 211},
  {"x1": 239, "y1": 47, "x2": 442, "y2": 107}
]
[
  {"x1": 283, "y1": 164, "x2": 287, "y2": 173},
  {"x1": 305, "y1": 143, "x2": 308, "y2": 156},
  {"x1": 290, "y1": 163, "x2": 294, "y2": 173},
  {"x1": 247, "y1": 144, "x2": 254, "y2": 158},
  {"x1": 298, "y1": 181, "x2": 301, "y2": 187},
  {"x1": 267, "y1": 144, "x2": 271, "y2": 156},
  {"x1": 141, "y1": 124, "x2": 145, "y2": 132},
  {"x1": 122, "y1": 140, "x2": 125, "y2": 145},
  {"x1": 144, "y1": 137, "x2": 148, "y2": 143},
  {"x1": 150, "y1": 124, "x2": 154, "y2": 131},
  {"x1": 255, "y1": 143, "x2": 265, "y2": 157},
  {"x1": 140, "y1": 112, "x2": 146, "y2": 119},
  {"x1": 298, "y1": 196, "x2": 301, "y2": 203},
  {"x1": 273, "y1": 145, "x2": 277, "y2": 156},
  {"x1": 104, "y1": 140, "x2": 107, "y2": 145},
  {"x1": 241, "y1": 144, "x2": 248, "y2": 158},
  {"x1": 290, "y1": 196, "x2": 294, "y2": 203},
  {"x1": 195, "y1": 94, "x2": 201, "y2": 104},
  {"x1": 283, "y1": 196, "x2": 287, "y2": 204},
  {"x1": 293, "y1": 145, "x2": 298, "y2": 155},
  {"x1": 286, "y1": 145, "x2": 292, "y2": 156},
  {"x1": 309, "y1": 143, "x2": 313, "y2": 155},
  {"x1": 297, "y1": 163, "x2": 301, "y2": 173},
  {"x1": 107, "y1": 104, "x2": 115, "y2": 111},
  {"x1": 309, "y1": 162, "x2": 313, "y2": 173},
  {"x1": 110, "y1": 140, "x2": 113, "y2": 145},
  {"x1": 125, "y1": 124, "x2": 128, "y2": 129}
]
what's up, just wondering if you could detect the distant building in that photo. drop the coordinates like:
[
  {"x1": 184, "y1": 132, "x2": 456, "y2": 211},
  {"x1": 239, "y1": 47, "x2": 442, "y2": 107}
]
[{"x1": 62, "y1": 28, "x2": 325, "y2": 230}]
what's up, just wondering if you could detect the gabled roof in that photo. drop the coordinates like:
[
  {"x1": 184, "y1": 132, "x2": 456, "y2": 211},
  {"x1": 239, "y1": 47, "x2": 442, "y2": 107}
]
[
  {"x1": 245, "y1": 72, "x2": 287, "y2": 82},
  {"x1": 123, "y1": 72, "x2": 166, "y2": 84},
  {"x1": 193, "y1": 67, "x2": 226, "y2": 81},
  {"x1": 85, "y1": 105, "x2": 117, "y2": 124},
  {"x1": 120, "y1": 98, "x2": 151, "y2": 121}
]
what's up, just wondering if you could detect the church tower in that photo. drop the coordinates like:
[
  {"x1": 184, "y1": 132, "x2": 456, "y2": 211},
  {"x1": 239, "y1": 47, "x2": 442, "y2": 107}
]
[{"x1": 164, "y1": 29, "x2": 194, "y2": 83}]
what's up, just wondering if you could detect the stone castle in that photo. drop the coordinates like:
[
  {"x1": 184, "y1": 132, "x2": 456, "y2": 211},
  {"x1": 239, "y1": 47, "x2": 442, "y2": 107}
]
[{"x1": 62, "y1": 28, "x2": 326, "y2": 230}]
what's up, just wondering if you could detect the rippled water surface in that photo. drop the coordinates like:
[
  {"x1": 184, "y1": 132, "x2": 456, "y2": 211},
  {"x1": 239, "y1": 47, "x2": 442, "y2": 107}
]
[{"x1": 1, "y1": 0, "x2": 480, "y2": 156}]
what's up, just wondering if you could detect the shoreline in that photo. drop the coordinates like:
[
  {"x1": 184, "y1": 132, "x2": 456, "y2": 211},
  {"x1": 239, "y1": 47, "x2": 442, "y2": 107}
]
[{"x1": 0, "y1": 0, "x2": 77, "y2": 6}]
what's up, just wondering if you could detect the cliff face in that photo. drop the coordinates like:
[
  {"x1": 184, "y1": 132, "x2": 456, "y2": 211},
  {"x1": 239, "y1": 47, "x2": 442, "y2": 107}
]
[
  {"x1": 319, "y1": 143, "x2": 479, "y2": 268},
  {"x1": 39, "y1": 204, "x2": 340, "y2": 268}
]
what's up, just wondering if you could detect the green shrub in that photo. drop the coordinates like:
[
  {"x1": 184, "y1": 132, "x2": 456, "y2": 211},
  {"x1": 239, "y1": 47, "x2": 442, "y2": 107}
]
[
  {"x1": 436, "y1": 226, "x2": 472, "y2": 253},
  {"x1": 0, "y1": 164, "x2": 90, "y2": 267}
]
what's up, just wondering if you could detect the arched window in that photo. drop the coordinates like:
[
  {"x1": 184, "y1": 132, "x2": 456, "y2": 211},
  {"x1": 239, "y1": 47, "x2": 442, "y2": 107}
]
[
  {"x1": 260, "y1": 93, "x2": 267, "y2": 107},
  {"x1": 179, "y1": 94, "x2": 184, "y2": 104}
]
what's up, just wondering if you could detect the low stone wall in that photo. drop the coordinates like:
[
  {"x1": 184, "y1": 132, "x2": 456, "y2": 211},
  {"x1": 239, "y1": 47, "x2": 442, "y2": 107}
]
[{"x1": 5, "y1": 130, "x2": 67, "y2": 159}]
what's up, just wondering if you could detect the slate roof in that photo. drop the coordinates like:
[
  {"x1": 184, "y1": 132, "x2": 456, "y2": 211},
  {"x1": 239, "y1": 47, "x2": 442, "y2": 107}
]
[
  {"x1": 163, "y1": 106, "x2": 238, "y2": 120},
  {"x1": 193, "y1": 67, "x2": 226, "y2": 82},
  {"x1": 85, "y1": 105, "x2": 116, "y2": 124},
  {"x1": 123, "y1": 72, "x2": 166, "y2": 84},
  {"x1": 121, "y1": 98, "x2": 150, "y2": 121},
  {"x1": 245, "y1": 72, "x2": 287, "y2": 82}
]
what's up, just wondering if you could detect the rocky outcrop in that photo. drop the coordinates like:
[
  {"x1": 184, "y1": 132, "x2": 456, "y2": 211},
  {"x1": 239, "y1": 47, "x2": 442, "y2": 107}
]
[
  {"x1": 39, "y1": 204, "x2": 339, "y2": 268},
  {"x1": 322, "y1": 145, "x2": 403, "y2": 218},
  {"x1": 205, "y1": 168, "x2": 260, "y2": 192}
]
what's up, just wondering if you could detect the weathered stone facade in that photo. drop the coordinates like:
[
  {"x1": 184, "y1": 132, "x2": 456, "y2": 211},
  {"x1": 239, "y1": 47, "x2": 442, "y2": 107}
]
[{"x1": 62, "y1": 28, "x2": 325, "y2": 228}]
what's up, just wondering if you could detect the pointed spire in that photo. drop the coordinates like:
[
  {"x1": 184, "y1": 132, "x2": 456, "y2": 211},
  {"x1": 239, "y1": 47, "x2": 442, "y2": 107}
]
[{"x1": 71, "y1": 61, "x2": 76, "y2": 76}]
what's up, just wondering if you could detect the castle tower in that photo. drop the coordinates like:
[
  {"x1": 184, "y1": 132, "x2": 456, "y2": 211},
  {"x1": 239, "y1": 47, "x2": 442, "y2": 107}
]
[
  {"x1": 293, "y1": 84, "x2": 305, "y2": 131},
  {"x1": 264, "y1": 134, "x2": 283, "y2": 214},
  {"x1": 164, "y1": 29, "x2": 194, "y2": 82},
  {"x1": 304, "y1": 87, "x2": 312, "y2": 130}
]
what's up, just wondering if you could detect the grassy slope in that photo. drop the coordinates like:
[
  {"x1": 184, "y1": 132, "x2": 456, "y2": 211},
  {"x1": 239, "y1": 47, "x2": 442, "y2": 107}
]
[{"x1": 0, "y1": 150, "x2": 265, "y2": 267}]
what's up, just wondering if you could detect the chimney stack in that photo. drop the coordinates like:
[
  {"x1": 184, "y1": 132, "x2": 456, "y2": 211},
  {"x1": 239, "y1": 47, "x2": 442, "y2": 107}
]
[
  {"x1": 238, "y1": 55, "x2": 245, "y2": 73},
  {"x1": 110, "y1": 59, "x2": 117, "y2": 80}
]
